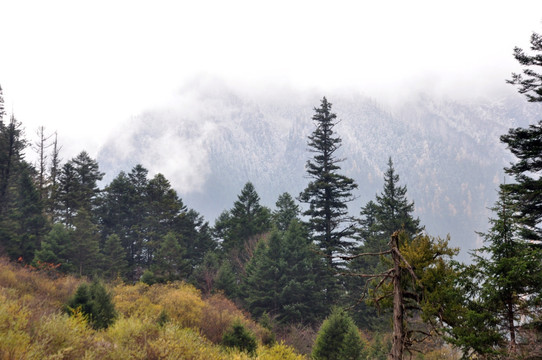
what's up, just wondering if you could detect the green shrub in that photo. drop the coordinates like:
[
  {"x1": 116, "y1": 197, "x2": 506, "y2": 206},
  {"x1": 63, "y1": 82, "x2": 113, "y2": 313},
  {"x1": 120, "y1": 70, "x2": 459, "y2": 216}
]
[
  {"x1": 312, "y1": 307, "x2": 365, "y2": 360},
  {"x1": 222, "y1": 320, "x2": 258, "y2": 355},
  {"x1": 66, "y1": 280, "x2": 117, "y2": 330}
]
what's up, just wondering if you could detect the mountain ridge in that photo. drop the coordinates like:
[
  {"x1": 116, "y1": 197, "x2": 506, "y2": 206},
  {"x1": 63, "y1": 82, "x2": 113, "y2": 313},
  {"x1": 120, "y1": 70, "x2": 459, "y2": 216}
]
[{"x1": 98, "y1": 81, "x2": 542, "y2": 260}]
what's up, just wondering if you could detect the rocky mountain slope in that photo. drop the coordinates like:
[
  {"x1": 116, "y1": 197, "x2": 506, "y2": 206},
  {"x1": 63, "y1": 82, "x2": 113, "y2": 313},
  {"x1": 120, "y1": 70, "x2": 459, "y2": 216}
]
[{"x1": 98, "y1": 80, "x2": 542, "y2": 260}]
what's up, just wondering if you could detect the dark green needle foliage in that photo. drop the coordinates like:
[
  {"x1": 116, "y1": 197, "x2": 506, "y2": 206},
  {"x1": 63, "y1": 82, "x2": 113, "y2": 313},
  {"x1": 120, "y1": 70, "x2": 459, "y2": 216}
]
[
  {"x1": 312, "y1": 307, "x2": 365, "y2": 360},
  {"x1": 66, "y1": 280, "x2": 117, "y2": 330},
  {"x1": 222, "y1": 320, "x2": 257, "y2": 355},
  {"x1": 299, "y1": 97, "x2": 358, "y2": 267}
]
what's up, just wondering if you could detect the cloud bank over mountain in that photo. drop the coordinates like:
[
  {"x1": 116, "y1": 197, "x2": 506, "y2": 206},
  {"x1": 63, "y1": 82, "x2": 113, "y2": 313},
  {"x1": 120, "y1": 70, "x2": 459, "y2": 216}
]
[{"x1": 98, "y1": 78, "x2": 542, "y2": 260}]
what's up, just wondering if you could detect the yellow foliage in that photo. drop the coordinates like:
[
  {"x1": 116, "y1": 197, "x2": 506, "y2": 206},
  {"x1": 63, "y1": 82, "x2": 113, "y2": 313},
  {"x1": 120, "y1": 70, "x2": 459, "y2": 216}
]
[
  {"x1": 113, "y1": 282, "x2": 205, "y2": 329},
  {"x1": 30, "y1": 310, "x2": 95, "y2": 360},
  {"x1": 256, "y1": 343, "x2": 307, "y2": 360},
  {"x1": 147, "y1": 325, "x2": 227, "y2": 360},
  {"x1": 0, "y1": 292, "x2": 33, "y2": 360},
  {"x1": 154, "y1": 283, "x2": 205, "y2": 329},
  {"x1": 0, "y1": 258, "x2": 307, "y2": 360}
]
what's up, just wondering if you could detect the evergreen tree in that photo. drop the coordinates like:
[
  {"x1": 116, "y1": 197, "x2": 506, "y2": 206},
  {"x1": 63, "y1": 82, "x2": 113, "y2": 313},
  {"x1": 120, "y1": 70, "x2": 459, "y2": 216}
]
[
  {"x1": 373, "y1": 157, "x2": 422, "y2": 243},
  {"x1": 71, "y1": 151, "x2": 104, "y2": 212},
  {"x1": 243, "y1": 220, "x2": 326, "y2": 325},
  {"x1": 216, "y1": 182, "x2": 272, "y2": 253},
  {"x1": 56, "y1": 162, "x2": 79, "y2": 226},
  {"x1": 222, "y1": 320, "x2": 258, "y2": 355},
  {"x1": 144, "y1": 173, "x2": 185, "y2": 265},
  {"x1": 348, "y1": 158, "x2": 422, "y2": 330},
  {"x1": 272, "y1": 192, "x2": 300, "y2": 232},
  {"x1": 0, "y1": 166, "x2": 47, "y2": 261},
  {"x1": 178, "y1": 209, "x2": 217, "y2": 273},
  {"x1": 500, "y1": 122, "x2": 542, "y2": 242},
  {"x1": 505, "y1": 30, "x2": 542, "y2": 242},
  {"x1": 312, "y1": 307, "x2": 365, "y2": 360},
  {"x1": 299, "y1": 97, "x2": 358, "y2": 268},
  {"x1": 66, "y1": 281, "x2": 117, "y2": 330},
  {"x1": 468, "y1": 188, "x2": 542, "y2": 357},
  {"x1": 101, "y1": 234, "x2": 128, "y2": 280},
  {"x1": 34, "y1": 223, "x2": 74, "y2": 273},
  {"x1": 152, "y1": 231, "x2": 190, "y2": 282},
  {"x1": 0, "y1": 114, "x2": 26, "y2": 218},
  {"x1": 70, "y1": 209, "x2": 101, "y2": 276},
  {"x1": 56, "y1": 151, "x2": 103, "y2": 226}
]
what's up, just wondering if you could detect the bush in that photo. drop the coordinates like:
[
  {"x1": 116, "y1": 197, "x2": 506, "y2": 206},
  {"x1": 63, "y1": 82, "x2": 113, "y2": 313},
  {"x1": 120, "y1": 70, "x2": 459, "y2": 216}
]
[
  {"x1": 222, "y1": 320, "x2": 258, "y2": 355},
  {"x1": 312, "y1": 307, "x2": 365, "y2": 360},
  {"x1": 66, "y1": 280, "x2": 117, "y2": 330}
]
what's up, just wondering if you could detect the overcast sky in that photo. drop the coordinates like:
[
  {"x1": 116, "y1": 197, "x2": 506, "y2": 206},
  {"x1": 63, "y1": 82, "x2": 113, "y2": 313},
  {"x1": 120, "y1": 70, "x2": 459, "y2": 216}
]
[{"x1": 1, "y1": 0, "x2": 542, "y2": 159}]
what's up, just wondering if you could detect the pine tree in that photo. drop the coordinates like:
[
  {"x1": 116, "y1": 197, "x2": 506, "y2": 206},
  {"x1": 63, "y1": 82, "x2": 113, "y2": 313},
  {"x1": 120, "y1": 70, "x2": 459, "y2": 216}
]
[
  {"x1": 471, "y1": 188, "x2": 542, "y2": 357},
  {"x1": 144, "y1": 173, "x2": 185, "y2": 265},
  {"x1": 152, "y1": 231, "x2": 190, "y2": 282},
  {"x1": 0, "y1": 114, "x2": 26, "y2": 218},
  {"x1": 299, "y1": 97, "x2": 358, "y2": 269},
  {"x1": 500, "y1": 122, "x2": 542, "y2": 242},
  {"x1": 71, "y1": 151, "x2": 104, "y2": 212},
  {"x1": 34, "y1": 223, "x2": 74, "y2": 273},
  {"x1": 217, "y1": 182, "x2": 272, "y2": 253},
  {"x1": 272, "y1": 192, "x2": 300, "y2": 232},
  {"x1": 312, "y1": 307, "x2": 365, "y2": 360},
  {"x1": 243, "y1": 220, "x2": 326, "y2": 325},
  {"x1": 505, "y1": 30, "x2": 542, "y2": 242},
  {"x1": 374, "y1": 157, "x2": 422, "y2": 242},
  {"x1": 66, "y1": 281, "x2": 117, "y2": 330},
  {"x1": 70, "y1": 209, "x2": 101, "y2": 276},
  {"x1": 101, "y1": 234, "x2": 128, "y2": 280}
]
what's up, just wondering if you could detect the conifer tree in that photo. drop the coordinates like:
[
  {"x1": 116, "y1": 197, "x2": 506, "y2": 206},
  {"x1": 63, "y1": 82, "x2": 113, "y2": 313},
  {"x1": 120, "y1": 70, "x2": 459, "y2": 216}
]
[
  {"x1": 272, "y1": 192, "x2": 300, "y2": 232},
  {"x1": 101, "y1": 234, "x2": 128, "y2": 280},
  {"x1": 0, "y1": 165, "x2": 47, "y2": 261},
  {"x1": 66, "y1": 281, "x2": 117, "y2": 330},
  {"x1": 348, "y1": 158, "x2": 422, "y2": 330},
  {"x1": 0, "y1": 114, "x2": 26, "y2": 218},
  {"x1": 216, "y1": 182, "x2": 272, "y2": 253},
  {"x1": 312, "y1": 307, "x2": 365, "y2": 360},
  {"x1": 152, "y1": 231, "x2": 190, "y2": 282},
  {"x1": 34, "y1": 223, "x2": 74, "y2": 273},
  {"x1": 469, "y1": 188, "x2": 542, "y2": 357},
  {"x1": 374, "y1": 157, "x2": 422, "y2": 243},
  {"x1": 243, "y1": 220, "x2": 326, "y2": 325},
  {"x1": 299, "y1": 97, "x2": 358, "y2": 268},
  {"x1": 505, "y1": 30, "x2": 542, "y2": 242},
  {"x1": 70, "y1": 209, "x2": 101, "y2": 276}
]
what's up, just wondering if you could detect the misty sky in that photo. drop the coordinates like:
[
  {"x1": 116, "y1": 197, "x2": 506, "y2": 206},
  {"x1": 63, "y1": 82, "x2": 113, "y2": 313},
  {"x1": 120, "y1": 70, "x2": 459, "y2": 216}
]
[{"x1": 1, "y1": 0, "x2": 542, "y2": 159}]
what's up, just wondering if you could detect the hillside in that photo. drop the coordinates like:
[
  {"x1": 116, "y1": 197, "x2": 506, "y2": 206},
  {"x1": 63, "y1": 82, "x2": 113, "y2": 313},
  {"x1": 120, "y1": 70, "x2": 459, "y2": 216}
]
[
  {"x1": 0, "y1": 258, "x2": 305, "y2": 359},
  {"x1": 98, "y1": 80, "x2": 542, "y2": 259}
]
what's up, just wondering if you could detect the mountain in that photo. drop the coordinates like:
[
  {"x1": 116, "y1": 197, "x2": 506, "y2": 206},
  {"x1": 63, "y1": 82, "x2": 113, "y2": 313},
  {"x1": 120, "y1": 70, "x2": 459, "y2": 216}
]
[{"x1": 98, "y1": 79, "x2": 542, "y2": 261}]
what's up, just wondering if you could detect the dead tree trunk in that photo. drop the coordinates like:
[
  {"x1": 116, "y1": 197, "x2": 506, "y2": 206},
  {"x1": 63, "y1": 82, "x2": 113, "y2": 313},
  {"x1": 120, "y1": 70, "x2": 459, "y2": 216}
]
[{"x1": 390, "y1": 231, "x2": 404, "y2": 360}]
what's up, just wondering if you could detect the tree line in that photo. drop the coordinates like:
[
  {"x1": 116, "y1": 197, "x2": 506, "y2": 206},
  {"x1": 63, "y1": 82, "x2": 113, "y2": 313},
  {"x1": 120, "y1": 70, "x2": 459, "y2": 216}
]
[{"x1": 1, "y1": 30, "x2": 542, "y2": 359}]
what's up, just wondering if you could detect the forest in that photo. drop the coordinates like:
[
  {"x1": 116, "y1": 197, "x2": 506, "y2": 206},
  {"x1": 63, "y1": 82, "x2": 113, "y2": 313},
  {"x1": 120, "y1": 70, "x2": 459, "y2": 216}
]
[{"x1": 0, "y1": 33, "x2": 542, "y2": 360}]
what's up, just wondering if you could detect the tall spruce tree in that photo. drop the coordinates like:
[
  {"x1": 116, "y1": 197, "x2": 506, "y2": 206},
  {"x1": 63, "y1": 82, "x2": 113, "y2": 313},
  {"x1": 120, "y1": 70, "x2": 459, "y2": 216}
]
[
  {"x1": 505, "y1": 30, "x2": 542, "y2": 242},
  {"x1": 299, "y1": 97, "x2": 358, "y2": 268},
  {"x1": 471, "y1": 188, "x2": 542, "y2": 357}
]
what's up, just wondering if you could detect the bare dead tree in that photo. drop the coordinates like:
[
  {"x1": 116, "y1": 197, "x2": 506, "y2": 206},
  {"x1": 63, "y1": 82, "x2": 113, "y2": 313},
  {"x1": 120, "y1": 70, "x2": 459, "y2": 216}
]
[
  {"x1": 339, "y1": 230, "x2": 420, "y2": 360},
  {"x1": 32, "y1": 126, "x2": 54, "y2": 201}
]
